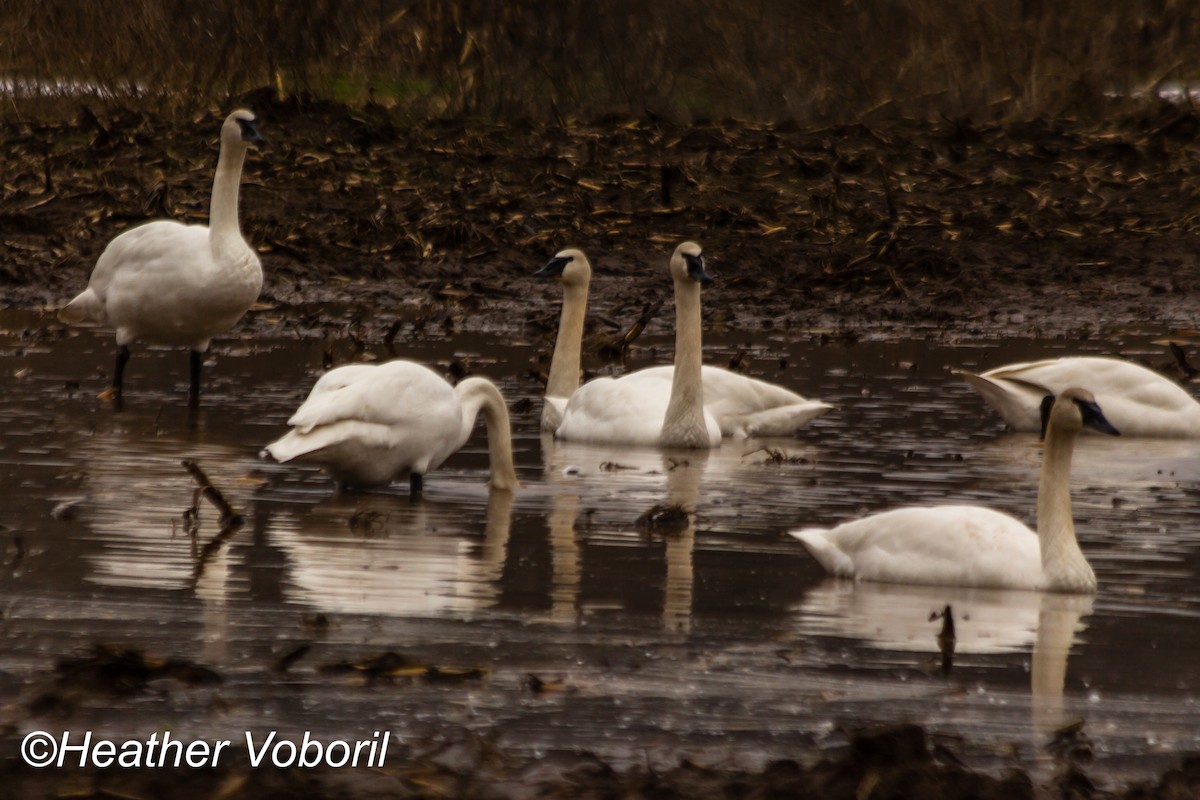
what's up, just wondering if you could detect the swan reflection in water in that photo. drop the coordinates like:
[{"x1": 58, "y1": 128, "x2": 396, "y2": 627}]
[
  {"x1": 795, "y1": 580, "x2": 1093, "y2": 737},
  {"x1": 272, "y1": 488, "x2": 513, "y2": 617},
  {"x1": 541, "y1": 436, "x2": 760, "y2": 633}
]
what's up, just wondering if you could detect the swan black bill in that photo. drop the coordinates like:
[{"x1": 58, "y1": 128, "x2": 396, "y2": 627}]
[
  {"x1": 237, "y1": 119, "x2": 266, "y2": 147},
  {"x1": 534, "y1": 255, "x2": 572, "y2": 278},
  {"x1": 684, "y1": 253, "x2": 713, "y2": 286},
  {"x1": 1076, "y1": 399, "x2": 1120, "y2": 436}
]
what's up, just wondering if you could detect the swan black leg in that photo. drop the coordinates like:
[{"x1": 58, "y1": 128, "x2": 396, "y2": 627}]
[
  {"x1": 188, "y1": 350, "x2": 203, "y2": 406},
  {"x1": 410, "y1": 473, "x2": 423, "y2": 494},
  {"x1": 113, "y1": 345, "x2": 131, "y2": 397}
]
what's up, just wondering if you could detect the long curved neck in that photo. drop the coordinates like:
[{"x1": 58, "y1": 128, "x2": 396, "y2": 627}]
[
  {"x1": 456, "y1": 378, "x2": 519, "y2": 491},
  {"x1": 209, "y1": 140, "x2": 249, "y2": 258},
  {"x1": 542, "y1": 280, "x2": 587, "y2": 430},
  {"x1": 1036, "y1": 424, "x2": 1095, "y2": 591},
  {"x1": 661, "y1": 278, "x2": 709, "y2": 448}
]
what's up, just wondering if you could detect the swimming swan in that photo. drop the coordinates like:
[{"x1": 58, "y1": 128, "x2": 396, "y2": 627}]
[
  {"x1": 553, "y1": 242, "x2": 721, "y2": 448},
  {"x1": 790, "y1": 388, "x2": 1119, "y2": 592},
  {"x1": 535, "y1": 248, "x2": 832, "y2": 435},
  {"x1": 265, "y1": 359, "x2": 519, "y2": 492},
  {"x1": 956, "y1": 356, "x2": 1200, "y2": 437},
  {"x1": 59, "y1": 109, "x2": 266, "y2": 404}
]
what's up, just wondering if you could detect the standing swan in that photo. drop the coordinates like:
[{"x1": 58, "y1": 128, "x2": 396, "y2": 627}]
[
  {"x1": 535, "y1": 248, "x2": 832, "y2": 436},
  {"x1": 554, "y1": 242, "x2": 721, "y2": 448},
  {"x1": 58, "y1": 109, "x2": 266, "y2": 405},
  {"x1": 956, "y1": 356, "x2": 1200, "y2": 437},
  {"x1": 265, "y1": 360, "x2": 519, "y2": 493},
  {"x1": 790, "y1": 388, "x2": 1119, "y2": 592}
]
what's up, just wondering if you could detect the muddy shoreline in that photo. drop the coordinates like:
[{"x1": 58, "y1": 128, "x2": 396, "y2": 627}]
[
  {"x1": 4, "y1": 98, "x2": 1200, "y2": 339},
  {"x1": 4, "y1": 100, "x2": 1200, "y2": 797}
]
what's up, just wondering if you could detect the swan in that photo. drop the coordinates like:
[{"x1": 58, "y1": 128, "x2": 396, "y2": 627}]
[
  {"x1": 553, "y1": 242, "x2": 721, "y2": 448},
  {"x1": 265, "y1": 359, "x2": 519, "y2": 493},
  {"x1": 789, "y1": 388, "x2": 1119, "y2": 592},
  {"x1": 956, "y1": 356, "x2": 1200, "y2": 437},
  {"x1": 58, "y1": 109, "x2": 266, "y2": 405},
  {"x1": 535, "y1": 248, "x2": 832, "y2": 436}
]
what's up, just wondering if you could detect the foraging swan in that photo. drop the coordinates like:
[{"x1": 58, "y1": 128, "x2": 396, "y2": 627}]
[
  {"x1": 790, "y1": 388, "x2": 1119, "y2": 592},
  {"x1": 554, "y1": 242, "x2": 721, "y2": 448},
  {"x1": 957, "y1": 356, "x2": 1200, "y2": 437},
  {"x1": 265, "y1": 359, "x2": 519, "y2": 492},
  {"x1": 535, "y1": 248, "x2": 832, "y2": 436},
  {"x1": 59, "y1": 109, "x2": 266, "y2": 404}
]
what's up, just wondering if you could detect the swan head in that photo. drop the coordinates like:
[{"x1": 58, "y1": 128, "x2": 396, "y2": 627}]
[
  {"x1": 222, "y1": 109, "x2": 266, "y2": 149},
  {"x1": 1039, "y1": 388, "x2": 1121, "y2": 439},
  {"x1": 535, "y1": 248, "x2": 591, "y2": 288},
  {"x1": 671, "y1": 241, "x2": 712, "y2": 287}
]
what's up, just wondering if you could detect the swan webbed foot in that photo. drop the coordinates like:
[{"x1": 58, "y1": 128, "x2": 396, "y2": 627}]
[{"x1": 409, "y1": 473, "x2": 424, "y2": 494}]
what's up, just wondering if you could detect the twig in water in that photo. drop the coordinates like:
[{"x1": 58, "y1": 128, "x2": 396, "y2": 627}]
[{"x1": 182, "y1": 460, "x2": 243, "y2": 527}]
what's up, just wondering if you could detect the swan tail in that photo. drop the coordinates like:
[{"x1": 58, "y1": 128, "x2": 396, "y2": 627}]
[
  {"x1": 736, "y1": 401, "x2": 834, "y2": 437},
  {"x1": 789, "y1": 528, "x2": 855, "y2": 577},
  {"x1": 264, "y1": 429, "x2": 333, "y2": 463},
  {"x1": 58, "y1": 288, "x2": 103, "y2": 324}
]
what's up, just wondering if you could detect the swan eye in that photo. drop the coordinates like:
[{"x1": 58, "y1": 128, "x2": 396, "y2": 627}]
[
  {"x1": 684, "y1": 253, "x2": 713, "y2": 286},
  {"x1": 1074, "y1": 398, "x2": 1120, "y2": 436},
  {"x1": 236, "y1": 118, "x2": 266, "y2": 146}
]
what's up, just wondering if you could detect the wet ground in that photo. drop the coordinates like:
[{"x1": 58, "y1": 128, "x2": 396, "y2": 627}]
[
  {"x1": 2, "y1": 304, "x2": 1200, "y2": 797},
  {"x1": 5, "y1": 102, "x2": 1200, "y2": 796}
]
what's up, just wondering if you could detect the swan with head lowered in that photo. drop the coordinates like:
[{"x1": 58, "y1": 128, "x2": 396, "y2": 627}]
[
  {"x1": 265, "y1": 359, "x2": 519, "y2": 493},
  {"x1": 552, "y1": 242, "x2": 721, "y2": 448},
  {"x1": 956, "y1": 356, "x2": 1200, "y2": 437},
  {"x1": 790, "y1": 388, "x2": 1119, "y2": 592},
  {"x1": 542, "y1": 244, "x2": 831, "y2": 444},
  {"x1": 58, "y1": 109, "x2": 266, "y2": 405}
]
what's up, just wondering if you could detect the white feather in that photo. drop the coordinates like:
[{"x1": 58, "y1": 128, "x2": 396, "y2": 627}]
[
  {"x1": 266, "y1": 360, "x2": 518, "y2": 491},
  {"x1": 956, "y1": 356, "x2": 1200, "y2": 437},
  {"x1": 59, "y1": 110, "x2": 264, "y2": 393},
  {"x1": 538, "y1": 248, "x2": 831, "y2": 437},
  {"x1": 790, "y1": 389, "x2": 1114, "y2": 593}
]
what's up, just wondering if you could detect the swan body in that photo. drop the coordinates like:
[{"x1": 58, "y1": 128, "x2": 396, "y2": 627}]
[
  {"x1": 790, "y1": 388, "x2": 1119, "y2": 593},
  {"x1": 266, "y1": 359, "x2": 518, "y2": 492},
  {"x1": 536, "y1": 248, "x2": 832, "y2": 436},
  {"x1": 957, "y1": 356, "x2": 1200, "y2": 437},
  {"x1": 59, "y1": 109, "x2": 265, "y2": 403},
  {"x1": 554, "y1": 242, "x2": 721, "y2": 448}
]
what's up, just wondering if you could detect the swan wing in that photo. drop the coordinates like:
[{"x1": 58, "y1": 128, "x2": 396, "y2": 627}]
[
  {"x1": 959, "y1": 356, "x2": 1200, "y2": 436},
  {"x1": 624, "y1": 365, "x2": 832, "y2": 437},
  {"x1": 790, "y1": 505, "x2": 1043, "y2": 590},
  {"x1": 287, "y1": 361, "x2": 460, "y2": 435},
  {"x1": 555, "y1": 371, "x2": 675, "y2": 445}
]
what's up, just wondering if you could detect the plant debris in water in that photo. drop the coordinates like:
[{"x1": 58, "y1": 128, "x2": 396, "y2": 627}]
[{"x1": 635, "y1": 503, "x2": 691, "y2": 533}]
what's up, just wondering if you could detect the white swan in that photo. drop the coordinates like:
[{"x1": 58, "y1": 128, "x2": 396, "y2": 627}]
[
  {"x1": 59, "y1": 109, "x2": 266, "y2": 404},
  {"x1": 553, "y1": 242, "x2": 721, "y2": 448},
  {"x1": 535, "y1": 247, "x2": 832, "y2": 436},
  {"x1": 265, "y1": 359, "x2": 519, "y2": 492},
  {"x1": 790, "y1": 388, "x2": 1119, "y2": 592},
  {"x1": 956, "y1": 356, "x2": 1200, "y2": 437}
]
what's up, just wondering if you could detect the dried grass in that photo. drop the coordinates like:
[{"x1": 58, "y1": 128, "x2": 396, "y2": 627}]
[{"x1": 2, "y1": 1, "x2": 1199, "y2": 122}]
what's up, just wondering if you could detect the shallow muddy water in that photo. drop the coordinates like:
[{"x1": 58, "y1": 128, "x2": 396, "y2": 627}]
[{"x1": 2, "y1": 306, "x2": 1199, "y2": 785}]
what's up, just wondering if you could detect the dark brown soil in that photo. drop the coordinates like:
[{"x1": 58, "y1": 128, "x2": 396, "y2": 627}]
[
  {"x1": 5, "y1": 99, "x2": 1200, "y2": 797},
  {"x1": 5, "y1": 96, "x2": 1200, "y2": 340}
]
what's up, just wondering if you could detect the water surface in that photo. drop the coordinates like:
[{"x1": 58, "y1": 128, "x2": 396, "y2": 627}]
[{"x1": 2, "y1": 308, "x2": 1198, "y2": 782}]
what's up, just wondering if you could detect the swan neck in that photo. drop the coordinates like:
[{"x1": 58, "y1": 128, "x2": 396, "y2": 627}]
[
  {"x1": 457, "y1": 379, "x2": 519, "y2": 491},
  {"x1": 661, "y1": 278, "x2": 708, "y2": 447},
  {"x1": 209, "y1": 140, "x2": 248, "y2": 255},
  {"x1": 1036, "y1": 424, "x2": 1094, "y2": 591},
  {"x1": 545, "y1": 281, "x2": 587, "y2": 406}
]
